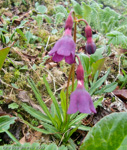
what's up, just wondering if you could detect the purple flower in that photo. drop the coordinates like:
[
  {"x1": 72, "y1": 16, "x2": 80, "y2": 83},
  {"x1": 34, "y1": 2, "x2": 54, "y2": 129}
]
[
  {"x1": 85, "y1": 25, "x2": 96, "y2": 54},
  {"x1": 86, "y1": 37, "x2": 96, "y2": 54},
  {"x1": 67, "y1": 56, "x2": 96, "y2": 114},
  {"x1": 49, "y1": 12, "x2": 76, "y2": 64},
  {"x1": 67, "y1": 80, "x2": 96, "y2": 114}
]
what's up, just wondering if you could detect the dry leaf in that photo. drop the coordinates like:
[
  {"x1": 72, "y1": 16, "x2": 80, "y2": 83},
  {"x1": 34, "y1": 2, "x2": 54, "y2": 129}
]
[{"x1": 113, "y1": 89, "x2": 127, "y2": 100}]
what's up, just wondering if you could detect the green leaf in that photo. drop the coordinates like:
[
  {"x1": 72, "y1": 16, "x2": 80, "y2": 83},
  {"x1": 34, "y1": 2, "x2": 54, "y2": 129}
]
[
  {"x1": 82, "y1": 2, "x2": 91, "y2": 23},
  {"x1": 55, "y1": 13, "x2": 65, "y2": 25},
  {"x1": 43, "y1": 15, "x2": 52, "y2": 23},
  {"x1": 90, "y1": 48, "x2": 103, "y2": 65},
  {"x1": 45, "y1": 143, "x2": 57, "y2": 150},
  {"x1": 67, "y1": 138, "x2": 77, "y2": 150},
  {"x1": 59, "y1": 145, "x2": 68, "y2": 150},
  {"x1": 89, "y1": 68, "x2": 110, "y2": 95},
  {"x1": 52, "y1": 29, "x2": 58, "y2": 34},
  {"x1": 22, "y1": 119, "x2": 51, "y2": 134},
  {"x1": 80, "y1": 112, "x2": 127, "y2": 150},
  {"x1": 0, "y1": 46, "x2": 10, "y2": 70},
  {"x1": 96, "y1": 82, "x2": 117, "y2": 94},
  {"x1": 17, "y1": 20, "x2": 28, "y2": 29},
  {"x1": 78, "y1": 53, "x2": 90, "y2": 75},
  {"x1": 27, "y1": 77, "x2": 57, "y2": 127},
  {"x1": 69, "y1": 113, "x2": 88, "y2": 128},
  {"x1": 73, "y1": 2, "x2": 83, "y2": 17},
  {"x1": 0, "y1": 28, "x2": 8, "y2": 33},
  {"x1": 4, "y1": 130, "x2": 21, "y2": 145},
  {"x1": 12, "y1": 16, "x2": 19, "y2": 23},
  {"x1": 41, "y1": 122, "x2": 62, "y2": 139},
  {"x1": 91, "y1": 58, "x2": 106, "y2": 78},
  {"x1": 16, "y1": 28, "x2": 27, "y2": 41},
  {"x1": 0, "y1": 142, "x2": 67, "y2": 150},
  {"x1": 93, "y1": 97, "x2": 103, "y2": 108},
  {"x1": 21, "y1": 103, "x2": 51, "y2": 124},
  {"x1": 0, "y1": 115, "x2": 16, "y2": 133},
  {"x1": 106, "y1": 31, "x2": 127, "y2": 48},
  {"x1": 66, "y1": 122, "x2": 81, "y2": 142},
  {"x1": 19, "y1": 65, "x2": 28, "y2": 71},
  {"x1": 0, "y1": 90, "x2": 3, "y2": 96},
  {"x1": 60, "y1": 90, "x2": 66, "y2": 121},
  {"x1": 43, "y1": 75, "x2": 62, "y2": 122},
  {"x1": 117, "y1": 136, "x2": 127, "y2": 150},
  {"x1": 36, "y1": 5, "x2": 47, "y2": 14},
  {"x1": 78, "y1": 125, "x2": 91, "y2": 131},
  {"x1": 55, "y1": 5, "x2": 68, "y2": 17},
  {"x1": 8, "y1": 103, "x2": 19, "y2": 109},
  {"x1": 11, "y1": 83, "x2": 19, "y2": 89}
]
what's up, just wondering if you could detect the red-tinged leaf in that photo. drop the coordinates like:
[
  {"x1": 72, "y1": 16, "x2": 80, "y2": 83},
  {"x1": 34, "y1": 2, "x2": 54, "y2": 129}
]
[{"x1": 113, "y1": 90, "x2": 127, "y2": 100}]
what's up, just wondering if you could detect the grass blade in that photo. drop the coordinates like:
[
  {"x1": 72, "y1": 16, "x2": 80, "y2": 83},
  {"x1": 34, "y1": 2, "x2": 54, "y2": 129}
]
[
  {"x1": 27, "y1": 77, "x2": 57, "y2": 127},
  {"x1": 43, "y1": 75, "x2": 62, "y2": 122}
]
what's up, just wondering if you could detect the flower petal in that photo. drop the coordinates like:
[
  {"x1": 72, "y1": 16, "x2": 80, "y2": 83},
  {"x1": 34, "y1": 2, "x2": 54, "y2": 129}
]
[
  {"x1": 52, "y1": 53, "x2": 64, "y2": 62},
  {"x1": 65, "y1": 54, "x2": 75, "y2": 64},
  {"x1": 89, "y1": 97, "x2": 96, "y2": 113},
  {"x1": 78, "y1": 90, "x2": 94, "y2": 114},
  {"x1": 49, "y1": 38, "x2": 64, "y2": 56},
  {"x1": 57, "y1": 36, "x2": 75, "y2": 56},
  {"x1": 68, "y1": 87, "x2": 96, "y2": 114},
  {"x1": 67, "y1": 91, "x2": 78, "y2": 114}
]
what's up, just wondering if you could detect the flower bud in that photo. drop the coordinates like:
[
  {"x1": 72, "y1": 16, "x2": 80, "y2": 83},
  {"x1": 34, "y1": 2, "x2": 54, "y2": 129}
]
[
  {"x1": 85, "y1": 25, "x2": 92, "y2": 39},
  {"x1": 76, "y1": 56, "x2": 84, "y2": 81},
  {"x1": 86, "y1": 37, "x2": 96, "y2": 54},
  {"x1": 65, "y1": 12, "x2": 73, "y2": 30}
]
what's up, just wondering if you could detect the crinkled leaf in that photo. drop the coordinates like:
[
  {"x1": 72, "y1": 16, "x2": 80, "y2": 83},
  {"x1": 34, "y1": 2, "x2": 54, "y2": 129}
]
[
  {"x1": 82, "y1": 2, "x2": 91, "y2": 23},
  {"x1": 107, "y1": 31, "x2": 127, "y2": 48},
  {"x1": 55, "y1": 13, "x2": 65, "y2": 25},
  {"x1": 80, "y1": 112, "x2": 127, "y2": 150},
  {"x1": 73, "y1": 2, "x2": 83, "y2": 17},
  {"x1": 55, "y1": 5, "x2": 68, "y2": 17},
  {"x1": 8, "y1": 103, "x2": 19, "y2": 109},
  {"x1": 36, "y1": 5, "x2": 47, "y2": 14},
  {"x1": 45, "y1": 143, "x2": 57, "y2": 150}
]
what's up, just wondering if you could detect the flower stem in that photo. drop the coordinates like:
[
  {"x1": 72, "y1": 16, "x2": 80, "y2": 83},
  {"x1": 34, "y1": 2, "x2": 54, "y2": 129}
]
[
  {"x1": 76, "y1": 19, "x2": 89, "y2": 26},
  {"x1": 71, "y1": 15, "x2": 77, "y2": 92},
  {"x1": 71, "y1": 64, "x2": 75, "y2": 92},
  {"x1": 65, "y1": 65, "x2": 73, "y2": 122},
  {"x1": 65, "y1": 11, "x2": 77, "y2": 122}
]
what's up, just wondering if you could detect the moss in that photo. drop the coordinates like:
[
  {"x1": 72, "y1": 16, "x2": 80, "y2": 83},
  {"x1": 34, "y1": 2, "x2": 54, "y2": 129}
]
[
  {"x1": 0, "y1": 8, "x2": 6, "y2": 15},
  {"x1": 49, "y1": 35, "x2": 59, "y2": 43},
  {"x1": 47, "y1": 5, "x2": 54, "y2": 15},
  {"x1": 36, "y1": 29, "x2": 50, "y2": 39},
  {"x1": 3, "y1": 72, "x2": 12, "y2": 83}
]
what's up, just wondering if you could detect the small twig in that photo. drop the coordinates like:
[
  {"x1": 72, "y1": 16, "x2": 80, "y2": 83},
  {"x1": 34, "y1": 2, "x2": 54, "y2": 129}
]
[
  {"x1": 43, "y1": 68, "x2": 57, "y2": 93},
  {"x1": 0, "y1": 78, "x2": 23, "y2": 91},
  {"x1": 45, "y1": 36, "x2": 50, "y2": 51},
  {"x1": 58, "y1": 128, "x2": 71, "y2": 146},
  {"x1": 113, "y1": 54, "x2": 122, "y2": 82}
]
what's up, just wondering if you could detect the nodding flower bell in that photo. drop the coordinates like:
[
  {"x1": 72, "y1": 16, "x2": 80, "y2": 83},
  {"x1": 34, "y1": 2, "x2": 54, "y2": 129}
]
[
  {"x1": 49, "y1": 11, "x2": 76, "y2": 64},
  {"x1": 85, "y1": 25, "x2": 96, "y2": 54},
  {"x1": 67, "y1": 56, "x2": 96, "y2": 114}
]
